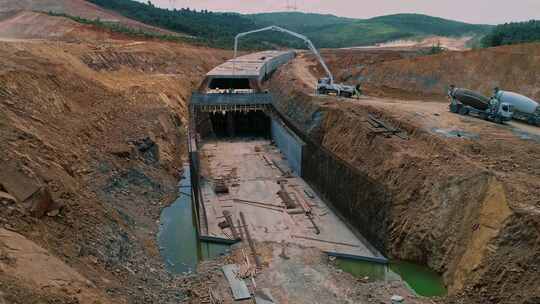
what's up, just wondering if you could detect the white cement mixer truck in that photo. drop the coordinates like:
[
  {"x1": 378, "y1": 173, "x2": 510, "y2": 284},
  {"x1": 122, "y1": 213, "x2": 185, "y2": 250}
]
[
  {"x1": 492, "y1": 89, "x2": 540, "y2": 126},
  {"x1": 448, "y1": 86, "x2": 513, "y2": 124}
]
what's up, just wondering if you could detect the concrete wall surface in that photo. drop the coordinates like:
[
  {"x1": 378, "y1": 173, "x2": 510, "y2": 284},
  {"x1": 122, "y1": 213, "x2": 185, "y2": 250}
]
[{"x1": 271, "y1": 119, "x2": 304, "y2": 176}]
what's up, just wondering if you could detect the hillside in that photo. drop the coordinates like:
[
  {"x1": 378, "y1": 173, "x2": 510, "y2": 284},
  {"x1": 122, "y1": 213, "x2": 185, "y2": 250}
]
[
  {"x1": 326, "y1": 43, "x2": 540, "y2": 101},
  {"x1": 0, "y1": 0, "x2": 180, "y2": 36},
  {"x1": 0, "y1": 10, "x2": 230, "y2": 302},
  {"x1": 45, "y1": 0, "x2": 489, "y2": 49},
  {"x1": 249, "y1": 12, "x2": 492, "y2": 48}
]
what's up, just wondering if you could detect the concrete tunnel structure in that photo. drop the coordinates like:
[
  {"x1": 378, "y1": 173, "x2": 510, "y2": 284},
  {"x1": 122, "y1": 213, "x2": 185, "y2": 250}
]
[{"x1": 187, "y1": 51, "x2": 388, "y2": 263}]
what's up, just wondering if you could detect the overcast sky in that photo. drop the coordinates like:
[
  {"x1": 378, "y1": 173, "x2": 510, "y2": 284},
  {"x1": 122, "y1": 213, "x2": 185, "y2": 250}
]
[{"x1": 142, "y1": 0, "x2": 540, "y2": 24}]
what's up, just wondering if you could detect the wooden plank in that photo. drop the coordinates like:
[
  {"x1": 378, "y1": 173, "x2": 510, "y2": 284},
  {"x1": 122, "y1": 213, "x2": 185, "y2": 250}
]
[
  {"x1": 234, "y1": 198, "x2": 282, "y2": 208},
  {"x1": 255, "y1": 288, "x2": 278, "y2": 304},
  {"x1": 222, "y1": 264, "x2": 251, "y2": 300},
  {"x1": 325, "y1": 251, "x2": 389, "y2": 264},
  {"x1": 200, "y1": 235, "x2": 240, "y2": 245},
  {"x1": 290, "y1": 187, "x2": 311, "y2": 214},
  {"x1": 240, "y1": 212, "x2": 262, "y2": 268},
  {"x1": 291, "y1": 235, "x2": 360, "y2": 248},
  {"x1": 233, "y1": 200, "x2": 284, "y2": 212}
]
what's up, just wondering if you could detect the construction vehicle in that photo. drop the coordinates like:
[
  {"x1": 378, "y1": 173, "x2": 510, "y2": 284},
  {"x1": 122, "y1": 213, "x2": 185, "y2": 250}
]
[
  {"x1": 492, "y1": 88, "x2": 540, "y2": 126},
  {"x1": 234, "y1": 25, "x2": 360, "y2": 98},
  {"x1": 448, "y1": 85, "x2": 513, "y2": 124}
]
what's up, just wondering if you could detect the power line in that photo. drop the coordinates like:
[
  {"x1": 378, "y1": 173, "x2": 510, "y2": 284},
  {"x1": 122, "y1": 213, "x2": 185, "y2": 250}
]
[{"x1": 285, "y1": 0, "x2": 298, "y2": 11}]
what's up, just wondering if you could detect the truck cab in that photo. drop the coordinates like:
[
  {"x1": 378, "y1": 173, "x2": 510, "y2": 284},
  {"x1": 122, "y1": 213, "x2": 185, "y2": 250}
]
[{"x1": 489, "y1": 98, "x2": 514, "y2": 123}]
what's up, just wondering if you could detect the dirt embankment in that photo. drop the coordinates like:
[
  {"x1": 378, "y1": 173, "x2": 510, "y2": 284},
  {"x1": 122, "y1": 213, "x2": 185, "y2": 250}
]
[
  {"x1": 0, "y1": 0, "x2": 180, "y2": 37},
  {"x1": 0, "y1": 26, "x2": 229, "y2": 303},
  {"x1": 348, "y1": 43, "x2": 540, "y2": 101},
  {"x1": 0, "y1": 11, "x2": 118, "y2": 41},
  {"x1": 269, "y1": 57, "x2": 540, "y2": 304}
]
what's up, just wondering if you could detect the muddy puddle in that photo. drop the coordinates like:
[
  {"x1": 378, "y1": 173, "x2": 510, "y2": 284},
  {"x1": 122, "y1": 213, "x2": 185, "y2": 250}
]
[
  {"x1": 158, "y1": 165, "x2": 230, "y2": 274},
  {"x1": 336, "y1": 258, "x2": 447, "y2": 297}
]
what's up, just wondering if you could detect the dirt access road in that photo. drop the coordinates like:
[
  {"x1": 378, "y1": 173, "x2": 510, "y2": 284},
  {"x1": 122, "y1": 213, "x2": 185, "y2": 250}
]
[{"x1": 294, "y1": 52, "x2": 540, "y2": 140}]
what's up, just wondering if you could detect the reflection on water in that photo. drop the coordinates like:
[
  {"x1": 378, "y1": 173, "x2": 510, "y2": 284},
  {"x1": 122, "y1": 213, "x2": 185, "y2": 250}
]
[
  {"x1": 336, "y1": 258, "x2": 447, "y2": 297},
  {"x1": 158, "y1": 165, "x2": 229, "y2": 274}
]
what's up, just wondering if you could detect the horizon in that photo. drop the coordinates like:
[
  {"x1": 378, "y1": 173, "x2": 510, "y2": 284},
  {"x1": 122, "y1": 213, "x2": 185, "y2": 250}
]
[{"x1": 138, "y1": 0, "x2": 540, "y2": 25}]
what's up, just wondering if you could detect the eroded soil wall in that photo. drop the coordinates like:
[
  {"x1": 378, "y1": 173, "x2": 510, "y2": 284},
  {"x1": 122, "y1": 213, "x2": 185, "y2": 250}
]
[{"x1": 269, "y1": 64, "x2": 540, "y2": 304}]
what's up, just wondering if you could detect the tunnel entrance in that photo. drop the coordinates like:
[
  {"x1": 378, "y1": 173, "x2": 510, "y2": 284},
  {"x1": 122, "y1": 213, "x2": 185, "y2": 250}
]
[
  {"x1": 208, "y1": 78, "x2": 251, "y2": 90},
  {"x1": 208, "y1": 110, "x2": 271, "y2": 138}
]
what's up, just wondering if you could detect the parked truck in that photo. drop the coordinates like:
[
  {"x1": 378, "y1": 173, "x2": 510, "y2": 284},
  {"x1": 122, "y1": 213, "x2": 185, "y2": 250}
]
[
  {"x1": 448, "y1": 85, "x2": 513, "y2": 124},
  {"x1": 492, "y1": 88, "x2": 540, "y2": 126}
]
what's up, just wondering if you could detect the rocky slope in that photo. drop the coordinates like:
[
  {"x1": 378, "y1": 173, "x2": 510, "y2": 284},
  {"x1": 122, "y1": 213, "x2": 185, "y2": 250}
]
[{"x1": 0, "y1": 14, "x2": 228, "y2": 303}]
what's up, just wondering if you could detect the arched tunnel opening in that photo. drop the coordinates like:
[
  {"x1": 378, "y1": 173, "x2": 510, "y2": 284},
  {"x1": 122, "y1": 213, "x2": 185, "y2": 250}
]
[{"x1": 208, "y1": 110, "x2": 271, "y2": 138}]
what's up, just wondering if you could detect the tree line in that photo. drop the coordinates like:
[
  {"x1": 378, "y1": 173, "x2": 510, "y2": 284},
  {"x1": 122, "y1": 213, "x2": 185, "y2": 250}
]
[{"x1": 482, "y1": 20, "x2": 540, "y2": 47}]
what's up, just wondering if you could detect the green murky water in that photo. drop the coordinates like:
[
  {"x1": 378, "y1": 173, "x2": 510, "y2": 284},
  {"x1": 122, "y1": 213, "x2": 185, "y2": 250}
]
[
  {"x1": 336, "y1": 258, "x2": 447, "y2": 297},
  {"x1": 158, "y1": 165, "x2": 229, "y2": 274}
]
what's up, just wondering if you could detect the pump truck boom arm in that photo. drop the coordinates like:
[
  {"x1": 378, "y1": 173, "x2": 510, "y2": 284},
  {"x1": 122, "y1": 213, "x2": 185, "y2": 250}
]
[{"x1": 234, "y1": 25, "x2": 334, "y2": 84}]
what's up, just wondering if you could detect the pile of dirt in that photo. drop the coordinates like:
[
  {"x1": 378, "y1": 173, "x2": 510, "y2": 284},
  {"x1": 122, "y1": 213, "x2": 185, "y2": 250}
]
[
  {"x1": 0, "y1": 0, "x2": 181, "y2": 36},
  {"x1": 0, "y1": 17, "x2": 229, "y2": 303},
  {"x1": 344, "y1": 43, "x2": 540, "y2": 101},
  {"x1": 0, "y1": 11, "x2": 119, "y2": 41},
  {"x1": 268, "y1": 55, "x2": 540, "y2": 304},
  {"x1": 305, "y1": 48, "x2": 418, "y2": 85}
]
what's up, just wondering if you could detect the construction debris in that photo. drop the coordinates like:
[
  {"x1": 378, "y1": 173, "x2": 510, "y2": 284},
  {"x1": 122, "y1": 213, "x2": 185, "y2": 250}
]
[
  {"x1": 214, "y1": 179, "x2": 229, "y2": 194},
  {"x1": 222, "y1": 264, "x2": 251, "y2": 300},
  {"x1": 391, "y1": 295, "x2": 405, "y2": 303},
  {"x1": 240, "y1": 212, "x2": 262, "y2": 268},
  {"x1": 291, "y1": 235, "x2": 361, "y2": 248},
  {"x1": 277, "y1": 180, "x2": 296, "y2": 209},
  {"x1": 367, "y1": 114, "x2": 409, "y2": 140},
  {"x1": 223, "y1": 211, "x2": 240, "y2": 240},
  {"x1": 255, "y1": 288, "x2": 278, "y2": 304}
]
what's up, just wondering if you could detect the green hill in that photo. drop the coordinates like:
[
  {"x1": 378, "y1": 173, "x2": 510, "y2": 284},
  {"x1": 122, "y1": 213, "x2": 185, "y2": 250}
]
[
  {"x1": 248, "y1": 12, "x2": 492, "y2": 47},
  {"x1": 247, "y1": 12, "x2": 353, "y2": 31},
  {"x1": 83, "y1": 0, "x2": 491, "y2": 48}
]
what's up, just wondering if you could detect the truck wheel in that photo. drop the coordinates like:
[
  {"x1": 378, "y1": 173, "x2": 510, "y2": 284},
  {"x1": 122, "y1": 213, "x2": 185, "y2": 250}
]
[
  {"x1": 458, "y1": 107, "x2": 469, "y2": 116},
  {"x1": 479, "y1": 112, "x2": 487, "y2": 120}
]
